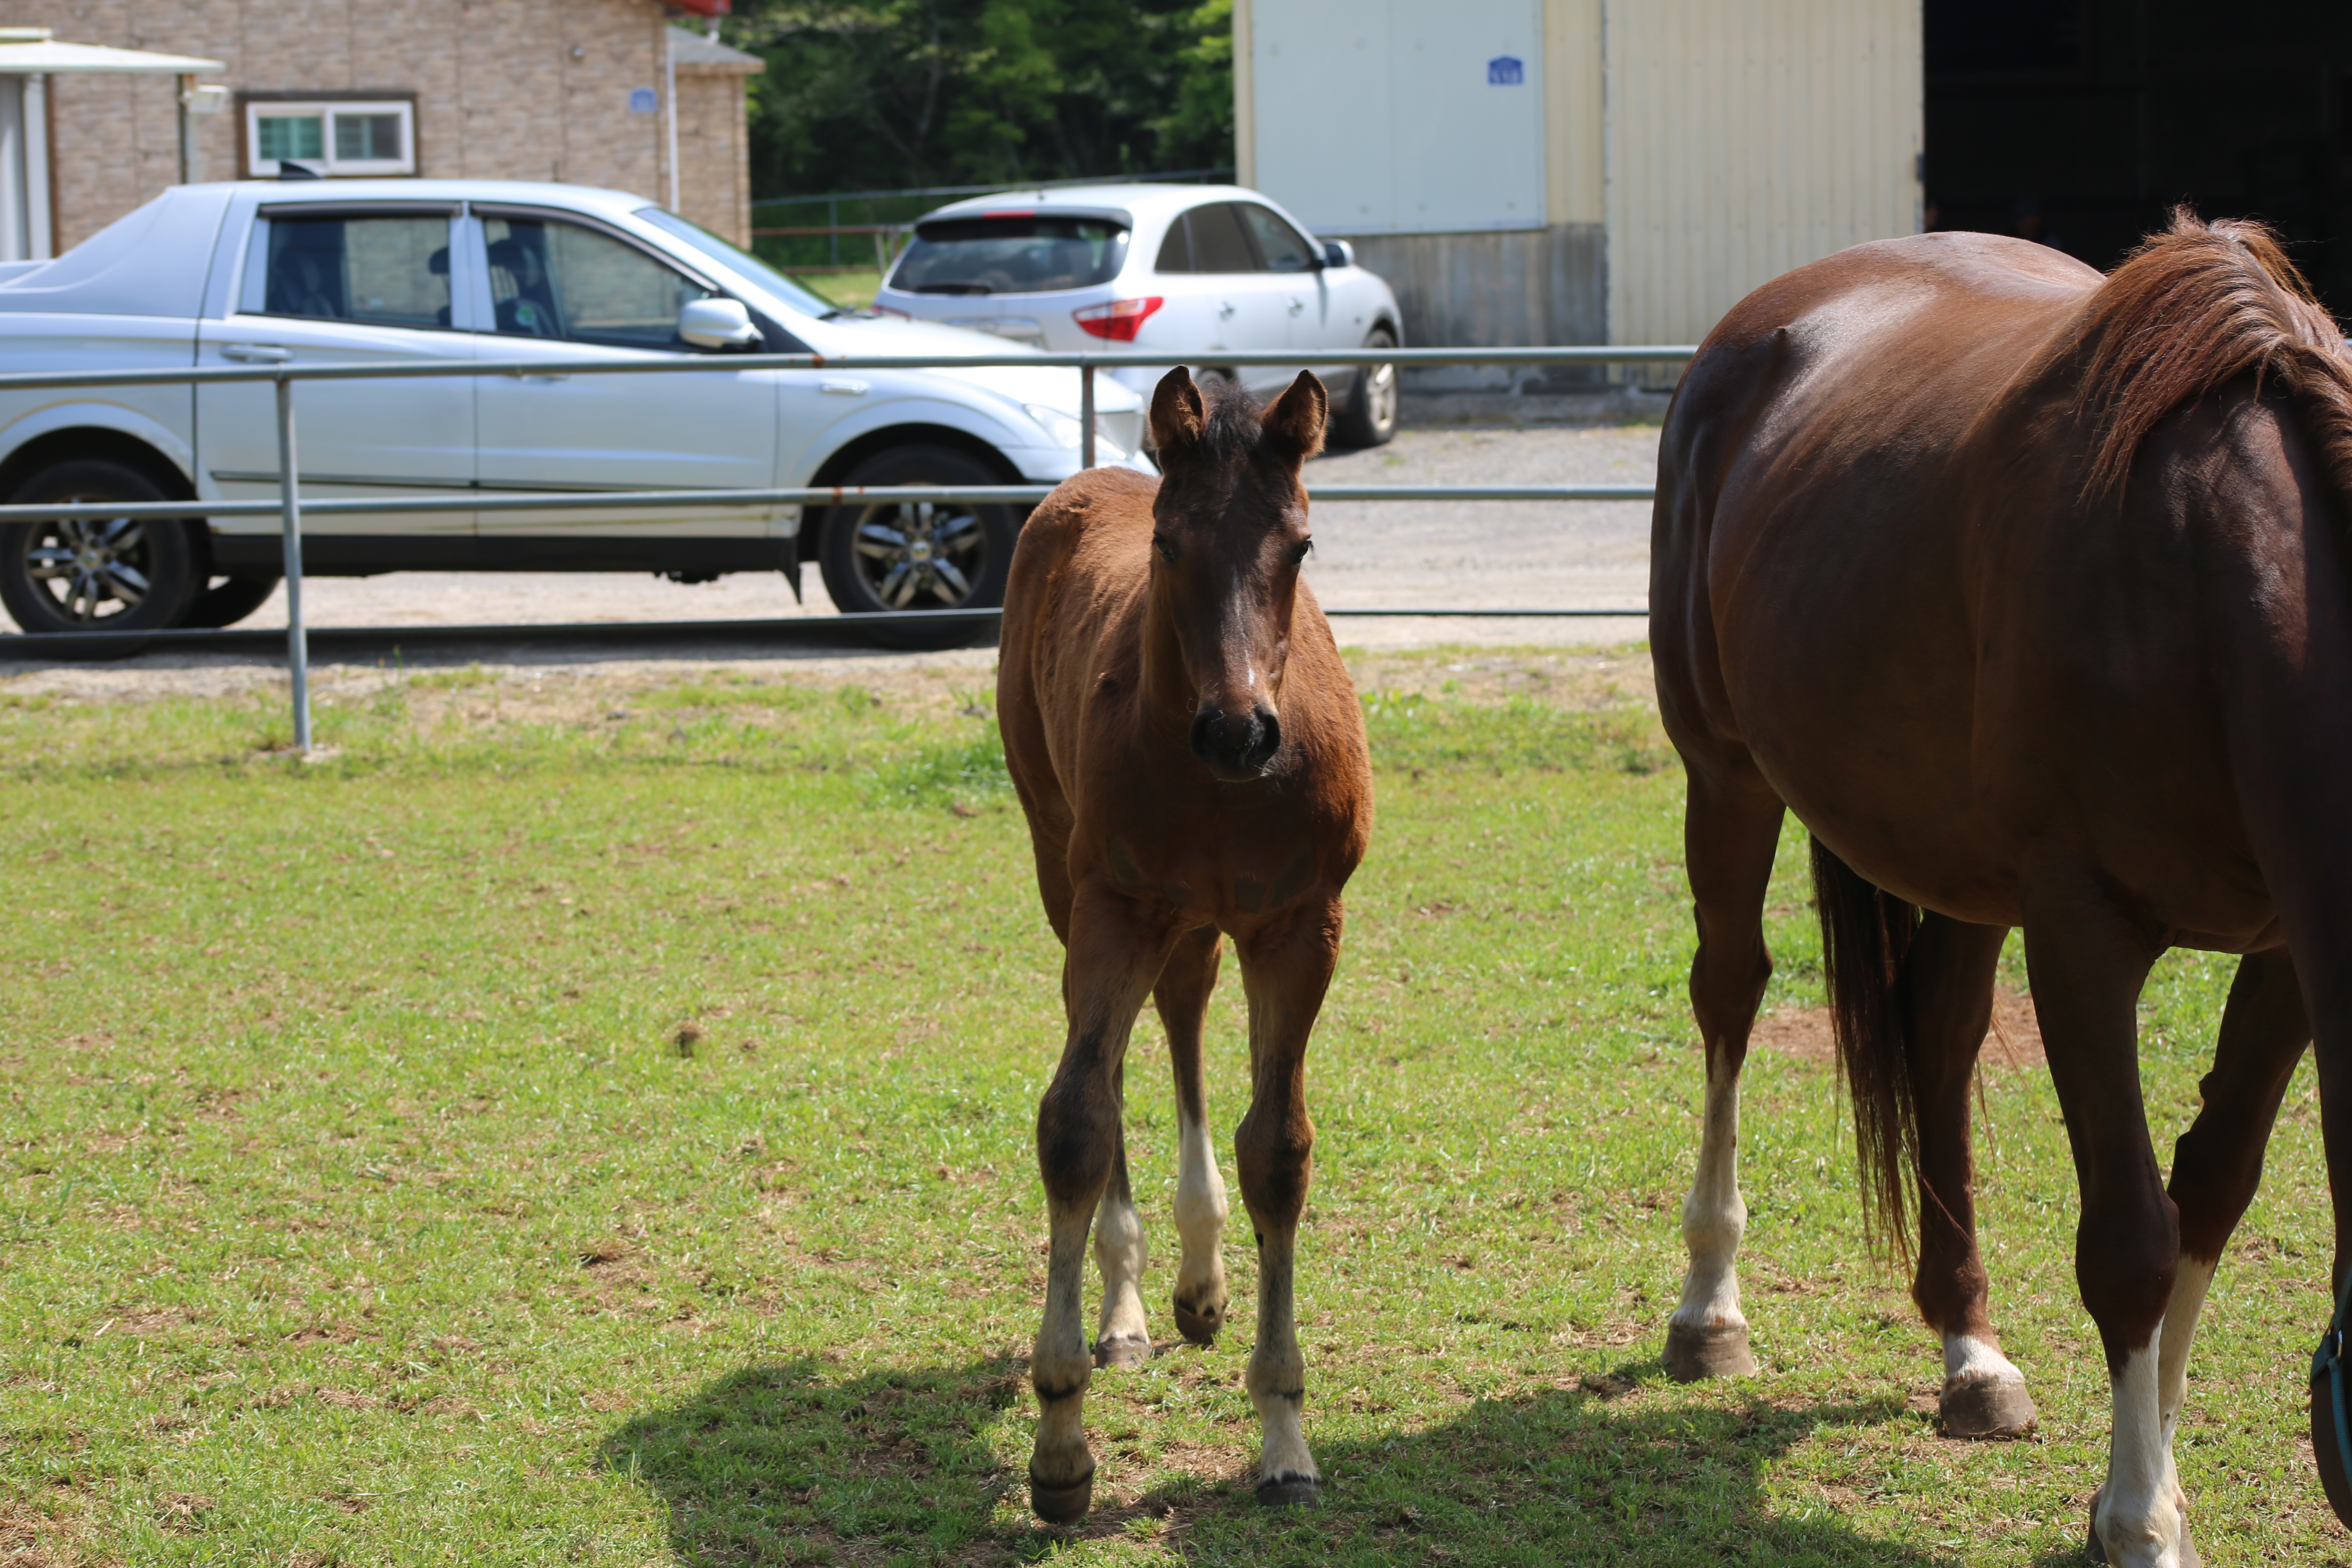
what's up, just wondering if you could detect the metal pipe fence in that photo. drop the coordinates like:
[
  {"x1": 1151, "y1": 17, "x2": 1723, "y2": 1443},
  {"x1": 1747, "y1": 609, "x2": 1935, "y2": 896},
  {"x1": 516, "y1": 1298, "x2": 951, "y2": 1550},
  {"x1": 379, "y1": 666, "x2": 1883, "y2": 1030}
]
[{"x1": 0, "y1": 344, "x2": 1693, "y2": 752}]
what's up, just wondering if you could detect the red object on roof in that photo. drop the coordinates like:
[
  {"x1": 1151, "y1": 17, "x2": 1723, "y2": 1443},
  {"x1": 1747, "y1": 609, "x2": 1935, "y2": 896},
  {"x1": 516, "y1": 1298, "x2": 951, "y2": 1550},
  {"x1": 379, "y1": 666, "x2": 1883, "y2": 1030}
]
[{"x1": 668, "y1": 0, "x2": 731, "y2": 15}]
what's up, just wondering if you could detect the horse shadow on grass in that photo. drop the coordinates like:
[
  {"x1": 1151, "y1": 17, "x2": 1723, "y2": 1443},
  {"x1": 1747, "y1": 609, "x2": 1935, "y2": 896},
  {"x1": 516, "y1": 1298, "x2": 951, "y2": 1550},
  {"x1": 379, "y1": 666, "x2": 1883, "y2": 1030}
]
[{"x1": 599, "y1": 1350, "x2": 1974, "y2": 1566}]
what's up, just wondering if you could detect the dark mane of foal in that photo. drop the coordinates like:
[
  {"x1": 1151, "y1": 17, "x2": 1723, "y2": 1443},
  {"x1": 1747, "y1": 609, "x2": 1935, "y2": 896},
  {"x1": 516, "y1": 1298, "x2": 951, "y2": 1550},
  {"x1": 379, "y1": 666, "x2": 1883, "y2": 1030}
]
[
  {"x1": 2053, "y1": 207, "x2": 2352, "y2": 505},
  {"x1": 1167, "y1": 374, "x2": 1323, "y2": 481}
]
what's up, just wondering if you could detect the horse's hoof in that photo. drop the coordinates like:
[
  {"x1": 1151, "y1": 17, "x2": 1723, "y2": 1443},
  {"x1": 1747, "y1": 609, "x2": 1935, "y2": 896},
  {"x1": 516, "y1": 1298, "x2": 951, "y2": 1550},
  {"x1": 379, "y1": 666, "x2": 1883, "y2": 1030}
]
[
  {"x1": 1663, "y1": 1319, "x2": 1757, "y2": 1381},
  {"x1": 2084, "y1": 1486, "x2": 2201, "y2": 1566},
  {"x1": 1939, "y1": 1372, "x2": 2038, "y2": 1438},
  {"x1": 2314, "y1": 1383, "x2": 2352, "y2": 1527},
  {"x1": 1173, "y1": 1301, "x2": 1221, "y2": 1347},
  {"x1": 1029, "y1": 1466, "x2": 1094, "y2": 1524},
  {"x1": 1255, "y1": 1471, "x2": 1321, "y2": 1509},
  {"x1": 1093, "y1": 1333, "x2": 1152, "y2": 1369}
]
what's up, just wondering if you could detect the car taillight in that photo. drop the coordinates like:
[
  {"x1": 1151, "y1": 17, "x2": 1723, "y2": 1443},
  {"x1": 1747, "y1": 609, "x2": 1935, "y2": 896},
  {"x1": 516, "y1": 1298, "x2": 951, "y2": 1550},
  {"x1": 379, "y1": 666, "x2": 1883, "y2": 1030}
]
[{"x1": 1072, "y1": 296, "x2": 1163, "y2": 342}]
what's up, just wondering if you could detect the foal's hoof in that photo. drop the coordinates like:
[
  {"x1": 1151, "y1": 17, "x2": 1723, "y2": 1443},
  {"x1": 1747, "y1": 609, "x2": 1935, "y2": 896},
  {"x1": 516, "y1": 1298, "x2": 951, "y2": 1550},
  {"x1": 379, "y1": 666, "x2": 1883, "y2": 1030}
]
[
  {"x1": 1255, "y1": 1471, "x2": 1322, "y2": 1509},
  {"x1": 1093, "y1": 1333, "x2": 1152, "y2": 1369},
  {"x1": 1939, "y1": 1372, "x2": 2038, "y2": 1438},
  {"x1": 1663, "y1": 1319, "x2": 1757, "y2": 1381},
  {"x1": 1029, "y1": 1466, "x2": 1095, "y2": 1524},
  {"x1": 2084, "y1": 1486, "x2": 2201, "y2": 1566},
  {"x1": 1173, "y1": 1300, "x2": 1223, "y2": 1347}
]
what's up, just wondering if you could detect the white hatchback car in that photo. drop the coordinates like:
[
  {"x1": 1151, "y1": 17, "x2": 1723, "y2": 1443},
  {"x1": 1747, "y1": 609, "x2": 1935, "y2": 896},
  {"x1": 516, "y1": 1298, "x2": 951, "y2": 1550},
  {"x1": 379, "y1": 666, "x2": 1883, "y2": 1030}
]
[
  {"x1": 871, "y1": 183, "x2": 1403, "y2": 447},
  {"x1": 0, "y1": 178, "x2": 1152, "y2": 646}
]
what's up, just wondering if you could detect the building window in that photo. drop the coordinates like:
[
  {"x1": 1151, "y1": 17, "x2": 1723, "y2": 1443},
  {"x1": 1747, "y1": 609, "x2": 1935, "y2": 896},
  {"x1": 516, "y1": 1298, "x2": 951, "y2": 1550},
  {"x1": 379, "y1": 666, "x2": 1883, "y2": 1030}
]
[{"x1": 245, "y1": 100, "x2": 415, "y2": 177}]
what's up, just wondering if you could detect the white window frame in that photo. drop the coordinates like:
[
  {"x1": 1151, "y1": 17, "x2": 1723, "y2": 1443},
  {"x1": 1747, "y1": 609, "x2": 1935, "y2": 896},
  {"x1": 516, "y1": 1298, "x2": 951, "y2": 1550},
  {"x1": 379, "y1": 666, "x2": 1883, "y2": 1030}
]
[{"x1": 245, "y1": 100, "x2": 416, "y2": 178}]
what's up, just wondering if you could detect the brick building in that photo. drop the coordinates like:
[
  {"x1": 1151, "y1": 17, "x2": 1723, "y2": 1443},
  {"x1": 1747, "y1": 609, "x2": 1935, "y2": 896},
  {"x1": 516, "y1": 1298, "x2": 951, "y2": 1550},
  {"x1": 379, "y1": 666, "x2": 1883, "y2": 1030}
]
[{"x1": 0, "y1": 1, "x2": 762, "y2": 254}]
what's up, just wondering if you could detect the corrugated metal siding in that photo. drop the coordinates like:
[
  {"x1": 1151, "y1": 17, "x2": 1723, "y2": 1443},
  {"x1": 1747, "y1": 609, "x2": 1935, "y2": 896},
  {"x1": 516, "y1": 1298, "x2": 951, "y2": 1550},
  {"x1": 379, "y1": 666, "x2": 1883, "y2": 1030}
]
[{"x1": 1603, "y1": 0, "x2": 1920, "y2": 347}]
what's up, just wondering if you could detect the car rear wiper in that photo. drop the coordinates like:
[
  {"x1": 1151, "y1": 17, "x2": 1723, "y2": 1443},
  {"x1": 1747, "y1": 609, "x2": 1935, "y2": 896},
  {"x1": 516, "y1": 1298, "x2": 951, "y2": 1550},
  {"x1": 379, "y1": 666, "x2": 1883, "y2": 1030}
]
[{"x1": 913, "y1": 283, "x2": 994, "y2": 296}]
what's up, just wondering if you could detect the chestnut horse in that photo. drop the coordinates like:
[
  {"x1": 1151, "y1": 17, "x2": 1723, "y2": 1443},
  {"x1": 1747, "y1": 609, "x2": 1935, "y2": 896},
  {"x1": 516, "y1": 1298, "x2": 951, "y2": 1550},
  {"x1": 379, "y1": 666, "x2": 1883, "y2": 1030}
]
[
  {"x1": 1655, "y1": 212, "x2": 2352, "y2": 1565},
  {"x1": 997, "y1": 367, "x2": 1372, "y2": 1522}
]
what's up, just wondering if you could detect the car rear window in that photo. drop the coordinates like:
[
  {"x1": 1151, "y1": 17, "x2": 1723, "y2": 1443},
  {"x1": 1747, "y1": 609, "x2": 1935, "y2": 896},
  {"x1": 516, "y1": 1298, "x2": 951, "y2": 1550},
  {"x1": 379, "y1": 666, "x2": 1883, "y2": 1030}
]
[{"x1": 890, "y1": 215, "x2": 1129, "y2": 296}]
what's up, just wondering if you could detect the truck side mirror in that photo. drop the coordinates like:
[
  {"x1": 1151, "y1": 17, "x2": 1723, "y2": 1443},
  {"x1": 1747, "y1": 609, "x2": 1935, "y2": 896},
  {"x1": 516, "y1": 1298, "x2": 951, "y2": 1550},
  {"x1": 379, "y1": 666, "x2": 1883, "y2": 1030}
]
[{"x1": 679, "y1": 296, "x2": 762, "y2": 350}]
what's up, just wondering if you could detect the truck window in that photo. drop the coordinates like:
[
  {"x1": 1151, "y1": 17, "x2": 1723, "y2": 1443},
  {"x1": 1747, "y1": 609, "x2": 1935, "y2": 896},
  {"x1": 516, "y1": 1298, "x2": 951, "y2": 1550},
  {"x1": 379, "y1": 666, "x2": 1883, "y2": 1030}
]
[{"x1": 261, "y1": 215, "x2": 452, "y2": 330}]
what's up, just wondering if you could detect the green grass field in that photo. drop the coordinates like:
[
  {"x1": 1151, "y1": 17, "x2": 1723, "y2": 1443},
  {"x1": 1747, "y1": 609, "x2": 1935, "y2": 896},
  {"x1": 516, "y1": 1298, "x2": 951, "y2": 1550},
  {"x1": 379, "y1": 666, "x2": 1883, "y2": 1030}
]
[{"x1": 0, "y1": 651, "x2": 2341, "y2": 1565}]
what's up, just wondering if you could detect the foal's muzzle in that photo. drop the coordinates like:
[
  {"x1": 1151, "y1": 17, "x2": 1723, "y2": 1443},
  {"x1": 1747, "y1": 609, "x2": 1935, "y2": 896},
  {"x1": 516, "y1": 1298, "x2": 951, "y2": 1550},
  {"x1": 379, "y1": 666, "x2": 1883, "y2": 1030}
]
[{"x1": 1191, "y1": 702, "x2": 1281, "y2": 780}]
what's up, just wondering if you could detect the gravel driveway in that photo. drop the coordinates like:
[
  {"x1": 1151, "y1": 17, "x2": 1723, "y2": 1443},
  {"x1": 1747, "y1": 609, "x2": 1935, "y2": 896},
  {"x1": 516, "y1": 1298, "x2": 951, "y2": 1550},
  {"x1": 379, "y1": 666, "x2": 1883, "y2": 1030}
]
[{"x1": 0, "y1": 420, "x2": 1661, "y2": 693}]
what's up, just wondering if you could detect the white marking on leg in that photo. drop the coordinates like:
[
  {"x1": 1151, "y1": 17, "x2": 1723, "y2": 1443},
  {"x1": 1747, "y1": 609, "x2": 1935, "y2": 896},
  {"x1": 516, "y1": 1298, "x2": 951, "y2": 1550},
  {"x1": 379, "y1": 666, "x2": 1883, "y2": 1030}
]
[
  {"x1": 2156, "y1": 1255, "x2": 2216, "y2": 1450},
  {"x1": 2096, "y1": 1336, "x2": 2188, "y2": 1567},
  {"x1": 1172, "y1": 1105, "x2": 1229, "y2": 1325},
  {"x1": 1247, "y1": 1229, "x2": 1318, "y2": 1486},
  {"x1": 1092, "y1": 1177, "x2": 1150, "y2": 1356},
  {"x1": 1942, "y1": 1331, "x2": 2028, "y2": 1394},
  {"x1": 1670, "y1": 1070, "x2": 1748, "y2": 1337}
]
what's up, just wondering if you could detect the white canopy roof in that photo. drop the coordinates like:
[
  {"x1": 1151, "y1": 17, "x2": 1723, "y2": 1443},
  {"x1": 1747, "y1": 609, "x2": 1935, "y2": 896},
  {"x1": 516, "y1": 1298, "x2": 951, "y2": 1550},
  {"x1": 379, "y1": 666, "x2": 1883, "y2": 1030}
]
[{"x1": 0, "y1": 30, "x2": 221, "y2": 74}]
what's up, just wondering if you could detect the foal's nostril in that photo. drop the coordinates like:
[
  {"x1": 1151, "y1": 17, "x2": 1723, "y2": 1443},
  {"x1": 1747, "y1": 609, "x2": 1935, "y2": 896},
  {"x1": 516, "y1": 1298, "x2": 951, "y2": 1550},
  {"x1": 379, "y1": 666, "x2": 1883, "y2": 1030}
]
[
  {"x1": 1189, "y1": 707, "x2": 1221, "y2": 763},
  {"x1": 1250, "y1": 708, "x2": 1281, "y2": 768}
]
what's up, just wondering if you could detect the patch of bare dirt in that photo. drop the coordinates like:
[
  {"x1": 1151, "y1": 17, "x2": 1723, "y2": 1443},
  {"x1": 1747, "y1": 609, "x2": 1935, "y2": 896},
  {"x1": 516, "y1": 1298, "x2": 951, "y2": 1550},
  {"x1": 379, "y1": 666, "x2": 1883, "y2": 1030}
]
[{"x1": 1751, "y1": 986, "x2": 2045, "y2": 1070}]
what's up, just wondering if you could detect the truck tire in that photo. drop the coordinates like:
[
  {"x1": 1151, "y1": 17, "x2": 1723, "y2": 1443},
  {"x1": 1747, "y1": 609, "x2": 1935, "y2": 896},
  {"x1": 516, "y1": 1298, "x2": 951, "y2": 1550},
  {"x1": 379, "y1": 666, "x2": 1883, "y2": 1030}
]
[
  {"x1": 815, "y1": 444, "x2": 1015, "y2": 650},
  {"x1": 0, "y1": 458, "x2": 199, "y2": 634}
]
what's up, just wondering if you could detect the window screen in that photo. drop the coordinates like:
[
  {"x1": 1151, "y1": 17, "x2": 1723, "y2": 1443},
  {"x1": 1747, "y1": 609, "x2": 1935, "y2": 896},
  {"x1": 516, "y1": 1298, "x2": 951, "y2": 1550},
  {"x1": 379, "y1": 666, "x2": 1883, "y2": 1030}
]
[
  {"x1": 483, "y1": 216, "x2": 713, "y2": 349},
  {"x1": 1183, "y1": 203, "x2": 1260, "y2": 274},
  {"x1": 1238, "y1": 205, "x2": 1316, "y2": 272},
  {"x1": 262, "y1": 215, "x2": 452, "y2": 330}
]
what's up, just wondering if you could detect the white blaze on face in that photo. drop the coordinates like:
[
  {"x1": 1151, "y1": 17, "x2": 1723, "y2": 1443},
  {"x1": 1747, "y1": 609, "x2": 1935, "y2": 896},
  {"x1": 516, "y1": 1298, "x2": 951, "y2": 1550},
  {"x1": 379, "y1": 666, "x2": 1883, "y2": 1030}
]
[{"x1": 2096, "y1": 1336, "x2": 2189, "y2": 1568}]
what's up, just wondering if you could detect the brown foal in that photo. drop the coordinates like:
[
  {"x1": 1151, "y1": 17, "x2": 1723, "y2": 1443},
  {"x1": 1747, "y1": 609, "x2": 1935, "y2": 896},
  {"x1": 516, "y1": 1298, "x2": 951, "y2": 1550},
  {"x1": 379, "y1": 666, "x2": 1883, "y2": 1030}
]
[
  {"x1": 997, "y1": 367, "x2": 1373, "y2": 1523},
  {"x1": 1655, "y1": 211, "x2": 2352, "y2": 1565}
]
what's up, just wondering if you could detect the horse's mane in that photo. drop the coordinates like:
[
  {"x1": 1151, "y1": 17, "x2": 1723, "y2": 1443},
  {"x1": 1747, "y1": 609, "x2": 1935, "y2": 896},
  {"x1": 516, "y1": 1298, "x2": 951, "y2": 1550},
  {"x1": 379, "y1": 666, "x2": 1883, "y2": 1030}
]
[
  {"x1": 2062, "y1": 208, "x2": 2352, "y2": 505},
  {"x1": 1194, "y1": 374, "x2": 1273, "y2": 467}
]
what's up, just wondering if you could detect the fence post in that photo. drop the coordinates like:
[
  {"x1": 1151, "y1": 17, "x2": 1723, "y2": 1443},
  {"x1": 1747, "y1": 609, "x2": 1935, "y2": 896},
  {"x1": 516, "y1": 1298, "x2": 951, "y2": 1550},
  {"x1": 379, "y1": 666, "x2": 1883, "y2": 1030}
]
[
  {"x1": 1080, "y1": 363, "x2": 1096, "y2": 470},
  {"x1": 275, "y1": 374, "x2": 312, "y2": 754}
]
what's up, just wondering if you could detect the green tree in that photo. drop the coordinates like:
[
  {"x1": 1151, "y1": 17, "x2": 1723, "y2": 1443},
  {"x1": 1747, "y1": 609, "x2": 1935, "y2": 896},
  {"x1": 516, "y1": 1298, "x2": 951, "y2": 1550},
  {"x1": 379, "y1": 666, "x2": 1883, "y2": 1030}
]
[{"x1": 723, "y1": 0, "x2": 1234, "y2": 200}]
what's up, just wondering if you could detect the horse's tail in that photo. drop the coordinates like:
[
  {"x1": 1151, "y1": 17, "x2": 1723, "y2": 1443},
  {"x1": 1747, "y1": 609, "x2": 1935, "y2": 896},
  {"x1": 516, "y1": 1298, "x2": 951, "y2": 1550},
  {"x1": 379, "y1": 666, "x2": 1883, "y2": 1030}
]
[{"x1": 1811, "y1": 836, "x2": 1922, "y2": 1264}]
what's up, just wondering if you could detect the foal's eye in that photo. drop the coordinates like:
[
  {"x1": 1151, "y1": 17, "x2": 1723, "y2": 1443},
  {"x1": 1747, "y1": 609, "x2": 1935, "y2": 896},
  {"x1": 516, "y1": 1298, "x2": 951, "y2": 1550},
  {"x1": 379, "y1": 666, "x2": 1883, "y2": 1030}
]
[
  {"x1": 1154, "y1": 535, "x2": 1178, "y2": 564},
  {"x1": 1290, "y1": 538, "x2": 1315, "y2": 565}
]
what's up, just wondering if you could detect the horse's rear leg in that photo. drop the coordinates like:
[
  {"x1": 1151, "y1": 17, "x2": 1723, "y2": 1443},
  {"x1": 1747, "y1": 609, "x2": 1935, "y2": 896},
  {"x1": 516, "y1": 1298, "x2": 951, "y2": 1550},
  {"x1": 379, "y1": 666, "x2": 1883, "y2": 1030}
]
[
  {"x1": 1089, "y1": 1060, "x2": 1152, "y2": 1368},
  {"x1": 1666, "y1": 766, "x2": 1784, "y2": 1380},
  {"x1": 2156, "y1": 949, "x2": 2307, "y2": 1489},
  {"x1": 1233, "y1": 898, "x2": 1344, "y2": 1507},
  {"x1": 1029, "y1": 884, "x2": 1181, "y2": 1523},
  {"x1": 2018, "y1": 868, "x2": 2181, "y2": 1567},
  {"x1": 1155, "y1": 924, "x2": 1230, "y2": 1346},
  {"x1": 1901, "y1": 914, "x2": 2038, "y2": 1437}
]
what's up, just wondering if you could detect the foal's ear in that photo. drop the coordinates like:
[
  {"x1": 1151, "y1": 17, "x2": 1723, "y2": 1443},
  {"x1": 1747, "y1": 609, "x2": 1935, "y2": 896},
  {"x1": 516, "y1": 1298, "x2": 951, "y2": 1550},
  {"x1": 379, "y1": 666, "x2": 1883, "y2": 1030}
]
[
  {"x1": 1149, "y1": 366, "x2": 1207, "y2": 457},
  {"x1": 1262, "y1": 370, "x2": 1328, "y2": 463}
]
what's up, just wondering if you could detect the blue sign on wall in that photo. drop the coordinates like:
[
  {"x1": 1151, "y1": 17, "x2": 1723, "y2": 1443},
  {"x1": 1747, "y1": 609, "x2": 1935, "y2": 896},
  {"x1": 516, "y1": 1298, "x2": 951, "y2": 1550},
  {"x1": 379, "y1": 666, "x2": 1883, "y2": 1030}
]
[
  {"x1": 628, "y1": 87, "x2": 659, "y2": 114},
  {"x1": 1487, "y1": 55, "x2": 1524, "y2": 86}
]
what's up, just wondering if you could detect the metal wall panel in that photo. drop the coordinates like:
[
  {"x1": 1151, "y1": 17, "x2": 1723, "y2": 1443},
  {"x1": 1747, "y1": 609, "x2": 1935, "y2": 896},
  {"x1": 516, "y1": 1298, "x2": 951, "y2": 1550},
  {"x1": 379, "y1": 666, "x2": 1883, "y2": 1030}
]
[
  {"x1": 1252, "y1": 0, "x2": 1547, "y2": 236},
  {"x1": 1602, "y1": 0, "x2": 1921, "y2": 346}
]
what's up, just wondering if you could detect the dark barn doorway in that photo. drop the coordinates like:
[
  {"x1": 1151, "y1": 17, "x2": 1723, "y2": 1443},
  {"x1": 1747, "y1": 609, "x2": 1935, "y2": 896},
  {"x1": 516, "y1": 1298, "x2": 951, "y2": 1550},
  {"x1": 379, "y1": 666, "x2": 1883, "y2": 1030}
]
[{"x1": 1925, "y1": 0, "x2": 2352, "y2": 322}]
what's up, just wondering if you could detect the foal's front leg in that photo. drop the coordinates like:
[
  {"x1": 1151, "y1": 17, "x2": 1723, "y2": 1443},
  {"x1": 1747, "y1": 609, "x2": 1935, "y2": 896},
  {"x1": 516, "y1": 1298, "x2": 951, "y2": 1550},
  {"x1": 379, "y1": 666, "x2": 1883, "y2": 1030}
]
[
  {"x1": 1156, "y1": 924, "x2": 1231, "y2": 1345},
  {"x1": 1030, "y1": 883, "x2": 1180, "y2": 1523},
  {"x1": 1234, "y1": 899, "x2": 1344, "y2": 1507}
]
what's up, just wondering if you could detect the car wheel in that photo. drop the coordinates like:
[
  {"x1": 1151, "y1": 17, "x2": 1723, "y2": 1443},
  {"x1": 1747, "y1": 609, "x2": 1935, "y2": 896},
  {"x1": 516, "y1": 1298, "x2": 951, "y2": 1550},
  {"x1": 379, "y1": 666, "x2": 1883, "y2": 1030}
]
[
  {"x1": 0, "y1": 459, "x2": 199, "y2": 634},
  {"x1": 183, "y1": 573, "x2": 283, "y2": 629},
  {"x1": 1330, "y1": 328, "x2": 1399, "y2": 448},
  {"x1": 816, "y1": 444, "x2": 1016, "y2": 650}
]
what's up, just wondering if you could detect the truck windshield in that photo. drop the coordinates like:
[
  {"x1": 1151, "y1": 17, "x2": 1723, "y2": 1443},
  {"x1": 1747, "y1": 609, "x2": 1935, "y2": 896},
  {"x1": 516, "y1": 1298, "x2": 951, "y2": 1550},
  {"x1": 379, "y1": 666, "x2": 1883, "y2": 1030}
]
[
  {"x1": 890, "y1": 216, "x2": 1129, "y2": 296},
  {"x1": 633, "y1": 207, "x2": 844, "y2": 320}
]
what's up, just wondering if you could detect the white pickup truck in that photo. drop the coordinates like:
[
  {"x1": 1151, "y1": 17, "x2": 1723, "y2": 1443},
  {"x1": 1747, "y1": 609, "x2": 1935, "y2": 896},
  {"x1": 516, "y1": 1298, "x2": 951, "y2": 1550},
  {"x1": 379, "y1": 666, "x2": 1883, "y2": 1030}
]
[{"x1": 0, "y1": 178, "x2": 1151, "y2": 645}]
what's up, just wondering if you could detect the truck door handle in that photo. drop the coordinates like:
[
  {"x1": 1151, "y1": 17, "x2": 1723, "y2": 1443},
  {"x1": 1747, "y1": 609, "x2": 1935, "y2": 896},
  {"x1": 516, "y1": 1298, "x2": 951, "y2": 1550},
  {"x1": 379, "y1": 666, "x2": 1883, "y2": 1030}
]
[
  {"x1": 1217, "y1": 302, "x2": 1236, "y2": 319},
  {"x1": 1286, "y1": 298, "x2": 1305, "y2": 314},
  {"x1": 220, "y1": 343, "x2": 292, "y2": 363}
]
